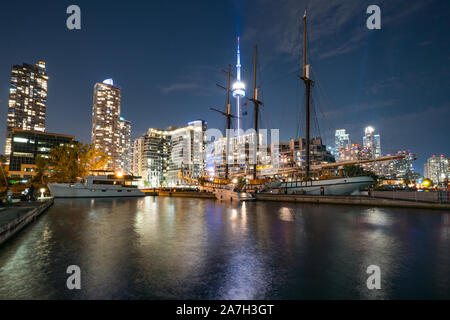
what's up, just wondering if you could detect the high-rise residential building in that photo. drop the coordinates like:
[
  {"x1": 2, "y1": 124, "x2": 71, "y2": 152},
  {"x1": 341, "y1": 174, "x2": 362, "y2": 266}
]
[
  {"x1": 338, "y1": 144, "x2": 362, "y2": 162},
  {"x1": 132, "y1": 128, "x2": 171, "y2": 187},
  {"x1": 381, "y1": 151, "x2": 416, "y2": 180},
  {"x1": 131, "y1": 137, "x2": 144, "y2": 178},
  {"x1": 167, "y1": 120, "x2": 206, "y2": 185},
  {"x1": 5, "y1": 61, "x2": 48, "y2": 160},
  {"x1": 290, "y1": 137, "x2": 335, "y2": 167},
  {"x1": 91, "y1": 79, "x2": 130, "y2": 171},
  {"x1": 335, "y1": 129, "x2": 350, "y2": 161},
  {"x1": 363, "y1": 126, "x2": 381, "y2": 159},
  {"x1": 118, "y1": 117, "x2": 132, "y2": 173},
  {"x1": 211, "y1": 132, "x2": 265, "y2": 178},
  {"x1": 424, "y1": 155, "x2": 448, "y2": 185},
  {"x1": 132, "y1": 121, "x2": 206, "y2": 187}
]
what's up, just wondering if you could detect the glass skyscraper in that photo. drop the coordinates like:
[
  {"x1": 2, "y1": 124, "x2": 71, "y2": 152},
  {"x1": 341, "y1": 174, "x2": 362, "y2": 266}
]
[
  {"x1": 334, "y1": 129, "x2": 350, "y2": 161},
  {"x1": 363, "y1": 126, "x2": 381, "y2": 159}
]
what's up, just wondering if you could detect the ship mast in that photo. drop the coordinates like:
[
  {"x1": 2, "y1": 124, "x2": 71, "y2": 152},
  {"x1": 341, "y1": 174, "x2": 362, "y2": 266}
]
[
  {"x1": 250, "y1": 45, "x2": 262, "y2": 180},
  {"x1": 212, "y1": 64, "x2": 236, "y2": 180},
  {"x1": 300, "y1": 11, "x2": 314, "y2": 179}
]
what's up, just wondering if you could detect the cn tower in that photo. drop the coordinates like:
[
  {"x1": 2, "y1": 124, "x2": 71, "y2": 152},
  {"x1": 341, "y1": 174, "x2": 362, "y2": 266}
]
[{"x1": 232, "y1": 37, "x2": 246, "y2": 134}]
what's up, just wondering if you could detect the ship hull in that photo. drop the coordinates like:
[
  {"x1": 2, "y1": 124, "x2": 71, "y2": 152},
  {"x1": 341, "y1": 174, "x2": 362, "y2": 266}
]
[
  {"x1": 48, "y1": 183, "x2": 145, "y2": 198},
  {"x1": 213, "y1": 188, "x2": 254, "y2": 202},
  {"x1": 271, "y1": 176, "x2": 374, "y2": 196}
]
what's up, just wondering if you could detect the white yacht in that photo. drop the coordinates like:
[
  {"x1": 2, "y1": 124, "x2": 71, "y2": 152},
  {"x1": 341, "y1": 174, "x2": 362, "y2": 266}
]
[{"x1": 48, "y1": 175, "x2": 145, "y2": 198}]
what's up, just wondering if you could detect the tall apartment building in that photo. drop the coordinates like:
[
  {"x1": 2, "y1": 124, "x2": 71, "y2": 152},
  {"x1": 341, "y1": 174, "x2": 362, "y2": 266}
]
[
  {"x1": 132, "y1": 128, "x2": 170, "y2": 187},
  {"x1": 381, "y1": 151, "x2": 415, "y2": 180},
  {"x1": 132, "y1": 121, "x2": 206, "y2": 187},
  {"x1": 211, "y1": 132, "x2": 265, "y2": 178},
  {"x1": 167, "y1": 120, "x2": 206, "y2": 185},
  {"x1": 363, "y1": 126, "x2": 381, "y2": 159},
  {"x1": 5, "y1": 61, "x2": 48, "y2": 160},
  {"x1": 290, "y1": 137, "x2": 335, "y2": 167},
  {"x1": 424, "y1": 155, "x2": 448, "y2": 185},
  {"x1": 91, "y1": 79, "x2": 131, "y2": 171},
  {"x1": 338, "y1": 144, "x2": 362, "y2": 162},
  {"x1": 118, "y1": 117, "x2": 132, "y2": 173},
  {"x1": 335, "y1": 129, "x2": 350, "y2": 161}
]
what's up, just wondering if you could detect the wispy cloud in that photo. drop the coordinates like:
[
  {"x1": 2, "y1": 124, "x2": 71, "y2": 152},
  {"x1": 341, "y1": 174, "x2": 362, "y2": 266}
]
[
  {"x1": 161, "y1": 83, "x2": 202, "y2": 95},
  {"x1": 243, "y1": 0, "x2": 430, "y2": 62},
  {"x1": 160, "y1": 65, "x2": 221, "y2": 96}
]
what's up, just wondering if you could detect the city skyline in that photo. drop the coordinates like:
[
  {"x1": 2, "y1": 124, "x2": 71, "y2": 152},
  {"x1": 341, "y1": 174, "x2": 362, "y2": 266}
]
[{"x1": 0, "y1": 1, "x2": 449, "y2": 174}]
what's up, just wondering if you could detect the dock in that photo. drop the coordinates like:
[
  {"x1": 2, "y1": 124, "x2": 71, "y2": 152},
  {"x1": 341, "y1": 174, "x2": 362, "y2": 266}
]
[
  {"x1": 142, "y1": 189, "x2": 216, "y2": 199},
  {"x1": 0, "y1": 199, "x2": 54, "y2": 245},
  {"x1": 255, "y1": 194, "x2": 450, "y2": 210}
]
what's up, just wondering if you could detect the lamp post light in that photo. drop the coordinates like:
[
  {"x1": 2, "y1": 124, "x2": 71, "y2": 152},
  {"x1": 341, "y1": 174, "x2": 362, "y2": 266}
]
[{"x1": 40, "y1": 188, "x2": 46, "y2": 199}]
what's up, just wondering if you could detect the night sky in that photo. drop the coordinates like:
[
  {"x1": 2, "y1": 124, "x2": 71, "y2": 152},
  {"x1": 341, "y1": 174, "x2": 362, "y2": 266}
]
[{"x1": 0, "y1": 0, "x2": 449, "y2": 174}]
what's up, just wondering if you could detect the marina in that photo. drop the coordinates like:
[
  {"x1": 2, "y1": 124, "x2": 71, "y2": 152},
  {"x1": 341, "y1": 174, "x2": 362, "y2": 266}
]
[
  {"x1": 0, "y1": 197, "x2": 448, "y2": 299},
  {"x1": 0, "y1": 0, "x2": 448, "y2": 306}
]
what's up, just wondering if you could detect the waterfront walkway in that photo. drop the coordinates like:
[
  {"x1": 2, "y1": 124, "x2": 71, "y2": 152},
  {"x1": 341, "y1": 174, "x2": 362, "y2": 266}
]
[
  {"x1": 0, "y1": 199, "x2": 54, "y2": 245},
  {"x1": 256, "y1": 194, "x2": 450, "y2": 210}
]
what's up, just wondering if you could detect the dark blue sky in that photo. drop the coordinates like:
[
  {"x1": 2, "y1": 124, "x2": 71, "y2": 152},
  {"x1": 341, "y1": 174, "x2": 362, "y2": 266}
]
[{"x1": 0, "y1": 0, "x2": 449, "y2": 173}]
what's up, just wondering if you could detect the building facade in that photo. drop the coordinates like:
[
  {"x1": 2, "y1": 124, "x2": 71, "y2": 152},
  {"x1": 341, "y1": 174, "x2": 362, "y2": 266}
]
[
  {"x1": 335, "y1": 129, "x2": 350, "y2": 161},
  {"x1": 167, "y1": 120, "x2": 206, "y2": 185},
  {"x1": 132, "y1": 128, "x2": 171, "y2": 187},
  {"x1": 132, "y1": 121, "x2": 206, "y2": 187},
  {"x1": 8, "y1": 129, "x2": 74, "y2": 181},
  {"x1": 118, "y1": 117, "x2": 132, "y2": 174},
  {"x1": 363, "y1": 126, "x2": 381, "y2": 159},
  {"x1": 91, "y1": 79, "x2": 130, "y2": 171},
  {"x1": 338, "y1": 144, "x2": 362, "y2": 162},
  {"x1": 290, "y1": 137, "x2": 335, "y2": 167},
  {"x1": 424, "y1": 155, "x2": 448, "y2": 185},
  {"x1": 210, "y1": 132, "x2": 265, "y2": 179},
  {"x1": 5, "y1": 61, "x2": 48, "y2": 160}
]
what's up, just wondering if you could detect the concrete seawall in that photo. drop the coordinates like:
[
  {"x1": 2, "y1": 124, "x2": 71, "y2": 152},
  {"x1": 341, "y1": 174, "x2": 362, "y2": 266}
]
[
  {"x1": 256, "y1": 194, "x2": 450, "y2": 210},
  {"x1": 155, "y1": 191, "x2": 216, "y2": 199},
  {"x1": 0, "y1": 199, "x2": 54, "y2": 245}
]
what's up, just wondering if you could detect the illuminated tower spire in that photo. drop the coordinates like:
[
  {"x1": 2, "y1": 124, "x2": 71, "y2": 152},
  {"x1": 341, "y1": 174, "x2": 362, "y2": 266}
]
[{"x1": 232, "y1": 37, "x2": 245, "y2": 133}]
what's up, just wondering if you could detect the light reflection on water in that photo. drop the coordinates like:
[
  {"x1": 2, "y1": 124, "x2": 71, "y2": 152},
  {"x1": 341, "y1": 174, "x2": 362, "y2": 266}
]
[{"x1": 0, "y1": 197, "x2": 449, "y2": 299}]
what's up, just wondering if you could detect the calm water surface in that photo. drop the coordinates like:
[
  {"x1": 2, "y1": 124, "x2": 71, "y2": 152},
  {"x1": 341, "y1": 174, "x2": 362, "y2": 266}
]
[{"x1": 0, "y1": 197, "x2": 449, "y2": 299}]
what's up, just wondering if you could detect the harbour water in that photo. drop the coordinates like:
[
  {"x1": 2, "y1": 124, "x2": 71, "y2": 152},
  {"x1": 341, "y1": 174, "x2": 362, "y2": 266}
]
[{"x1": 0, "y1": 197, "x2": 449, "y2": 299}]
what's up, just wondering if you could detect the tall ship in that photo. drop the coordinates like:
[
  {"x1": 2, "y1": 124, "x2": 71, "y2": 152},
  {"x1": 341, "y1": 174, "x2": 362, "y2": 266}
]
[
  {"x1": 265, "y1": 11, "x2": 374, "y2": 195},
  {"x1": 183, "y1": 13, "x2": 413, "y2": 197},
  {"x1": 48, "y1": 173, "x2": 145, "y2": 198}
]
